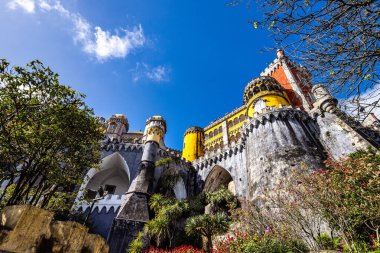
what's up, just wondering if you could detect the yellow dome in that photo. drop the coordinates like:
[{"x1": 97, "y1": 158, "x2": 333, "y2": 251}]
[{"x1": 243, "y1": 76, "x2": 290, "y2": 117}]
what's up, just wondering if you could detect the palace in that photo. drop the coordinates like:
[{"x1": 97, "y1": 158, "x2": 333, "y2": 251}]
[{"x1": 71, "y1": 50, "x2": 380, "y2": 253}]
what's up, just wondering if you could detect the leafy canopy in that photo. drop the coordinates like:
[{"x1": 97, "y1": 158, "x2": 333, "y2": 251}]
[{"x1": 0, "y1": 59, "x2": 103, "y2": 214}]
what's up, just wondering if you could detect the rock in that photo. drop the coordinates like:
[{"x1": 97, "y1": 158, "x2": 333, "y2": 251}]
[{"x1": 0, "y1": 205, "x2": 109, "y2": 253}]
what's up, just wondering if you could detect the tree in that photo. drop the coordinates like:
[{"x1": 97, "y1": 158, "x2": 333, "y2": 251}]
[
  {"x1": 145, "y1": 194, "x2": 187, "y2": 247},
  {"x1": 228, "y1": 0, "x2": 380, "y2": 122},
  {"x1": 185, "y1": 212, "x2": 230, "y2": 253},
  {"x1": 144, "y1": 193, "x2": 205, "y2": 248},
  {"x1": 0, "y1": 59, "x2": 103, "y2": 214},
  {"x1": 205, "y1": 187, "x2": 237, "y2": 214}
]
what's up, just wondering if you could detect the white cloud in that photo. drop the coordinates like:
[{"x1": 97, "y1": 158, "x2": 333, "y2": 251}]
[
  {"x1": 7, "y1": 0, "x2": 145, "y2": 61},
  {"x1": 146, "y1": 65, "x2": 169, "y2": 82},
  {"x1": 340, "y1": 82, "x2": 380, "y2": 121},
  {"x1": 131, "y1": 63, "x2": 170, "y2": 83},
  {"x1": 7, "y1": 0, "x2": 35, "y2": 13},
  {"x1": 83, "y1": 26, "x2": 145, "y2": 61}
]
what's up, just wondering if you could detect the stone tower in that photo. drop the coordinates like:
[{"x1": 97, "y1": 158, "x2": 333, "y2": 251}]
[
  {"x1": 106, "y1": 114, "x2": 129, "y2": 141},
  {"x1": 182, "y1": 126, "x2": 205, "y2": 161},
  {"x1": 242, "y1": 76, "x2": 325, "y2": 199},
  {"x1": 107, "y1": 116, "x2": 167, "y2": 253}
]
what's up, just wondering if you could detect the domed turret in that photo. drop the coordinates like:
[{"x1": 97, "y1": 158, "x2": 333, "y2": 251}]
[
  {"x1": 182, "y1": 126, "x2": 204, "y2": 161},
  {"x1": 243, "y1": 76, "x2": 290, "y2": 117}
]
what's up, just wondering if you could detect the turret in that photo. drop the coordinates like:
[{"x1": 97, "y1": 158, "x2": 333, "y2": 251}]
[
  {"x1": 106, "y1": 114, "x2": 129, "y2": 141},
  {"x1": 311, "y1": 85, "x2": 338, "y2": 113},
  {"x1": 108, "y1": 116, "x2": 167, "y2": 253},
  {"x1": 182, "y1": 126, "x2": 205, "y2": 161},
  {"x1": 243, "y1": 76, "x2": 291, "y2": 117},
  {"x1": 143, "y1": 116, "x2": 167, "y2": 148}
]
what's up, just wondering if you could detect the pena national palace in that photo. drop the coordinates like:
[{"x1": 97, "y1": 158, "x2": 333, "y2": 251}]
[{"x1": 1, "y1": 50, "x2": 380, "y2": 253}]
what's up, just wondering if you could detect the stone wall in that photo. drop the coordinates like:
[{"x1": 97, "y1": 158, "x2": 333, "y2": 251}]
[
  {"x1": 243, "y1": 109, "x2": 325, "y2": 200},
  {"x1": 0, "y1": 205, "x2": 108, "y2": 253},
  {"x1": 194, "y1": 142, "x2": 247, "y2": 197},
  {"x1": 316, "y1": 112, "x2": 378, "y2": 160}
]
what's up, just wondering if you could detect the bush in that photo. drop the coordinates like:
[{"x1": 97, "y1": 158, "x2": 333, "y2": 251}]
[
  {"x1": 145, "y1": 245, "x2": 203, "y2": 252},
  {"x1": 316, "y1": 233, "x2": 341, "y2": 250},
  {"x1": 129, "y1": 232, "x2": 144, "y2": 253},
  {"x1": 214, "y1": 232, "x2": 309, "y2": 253}
]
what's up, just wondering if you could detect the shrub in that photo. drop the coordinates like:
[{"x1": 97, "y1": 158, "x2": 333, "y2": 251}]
[
  {"x1": 214, "y1": 231, "x2": 309, "y2": 253},
  {"x1": 129, "y1": 232, "x2": 144, "y2": 253},
  {"x1": 316, "y1": 233, "x2": 341, "y2": 250},
  {"x1": 145, "y1": 245, "x2": 203, "y2": 252}
]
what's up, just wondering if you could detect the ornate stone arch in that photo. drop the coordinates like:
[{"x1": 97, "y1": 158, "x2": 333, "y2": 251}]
[
  {"x1": 204, "y1": 165, "x2": 235, "y2": 194},
  {"x1": 85, "y1": 152, "x2": 131, "y2": 196}
]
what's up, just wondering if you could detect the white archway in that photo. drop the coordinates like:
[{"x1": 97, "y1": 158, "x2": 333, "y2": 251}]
[{"x1": 85, "y1": 152, "x2": 131, "y2": 195}]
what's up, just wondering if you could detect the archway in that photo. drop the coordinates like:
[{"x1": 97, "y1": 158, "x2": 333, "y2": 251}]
[
  {"x1": 85, "y1": 152, "x2": 130, "y2": 195},
  {"x1": 204, "y1": 165, "x2": 235, "y2": 194}
]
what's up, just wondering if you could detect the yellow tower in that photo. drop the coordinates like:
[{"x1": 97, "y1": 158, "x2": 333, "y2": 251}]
[
  {"x1": 143, "y1": 116, "x2": 167, "y2": 148},
  {"x1": 182, "y1": 126, "x2": 205, "y2": 161},
  {"x1": 243, "y1": 76, "x2": 290, "y2": 117}
]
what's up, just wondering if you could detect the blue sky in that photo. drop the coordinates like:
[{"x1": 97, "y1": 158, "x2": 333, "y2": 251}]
[{"x1": 0, "y1": 0, "x2": 278, "y2": 150}]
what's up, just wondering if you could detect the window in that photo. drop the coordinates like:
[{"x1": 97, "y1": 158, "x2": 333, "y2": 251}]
[{"x1": 105, "y1": 184, "x2": 116, "y2": 195}]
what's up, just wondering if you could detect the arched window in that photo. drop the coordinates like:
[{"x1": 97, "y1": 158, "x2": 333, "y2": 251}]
[{"x1": 233, "y1": 117, "x2": 239, "y2": 125}]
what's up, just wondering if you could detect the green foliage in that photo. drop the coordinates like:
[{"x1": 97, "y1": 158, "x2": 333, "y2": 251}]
[
  {"x1": 316, "y1": 233, "x2": 341, "y2": 250},
  {"x1": 342, "y1": 241, "x2": 370, "y2": 253},
  {"x1": 185, "y1": 212, "x2": 230, "y2": 252},
  {"x1": 215, "y1": 232, "x2": 309, "y2": 253},
  {"x1": 206, "y1": 187, "x2": 237, "y2": 213},
  {"x1": 160, "y1": 172, "x2": 181, "y2": 191},
  {"x1": 323, "y1": 149, "x2": 380, "y2": 248},
  {"x1": 0, "y1": 59, "x2": 103, "y2": 214},
  {"x1": 185, "y1": 212, "x2": 230, "y2": 238},
  {"x1": 145, "y1": 194, "x2": 198, "y2": 248},
  {"x1": 129, "y1": 232, "x2": 144, "y2": 253},
  {"x1": 155, "y1": 157, "x2": 174, "y2": 167},
  {"x1": 145, "y1": 188, "x2": 237, "y2": 251}
]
